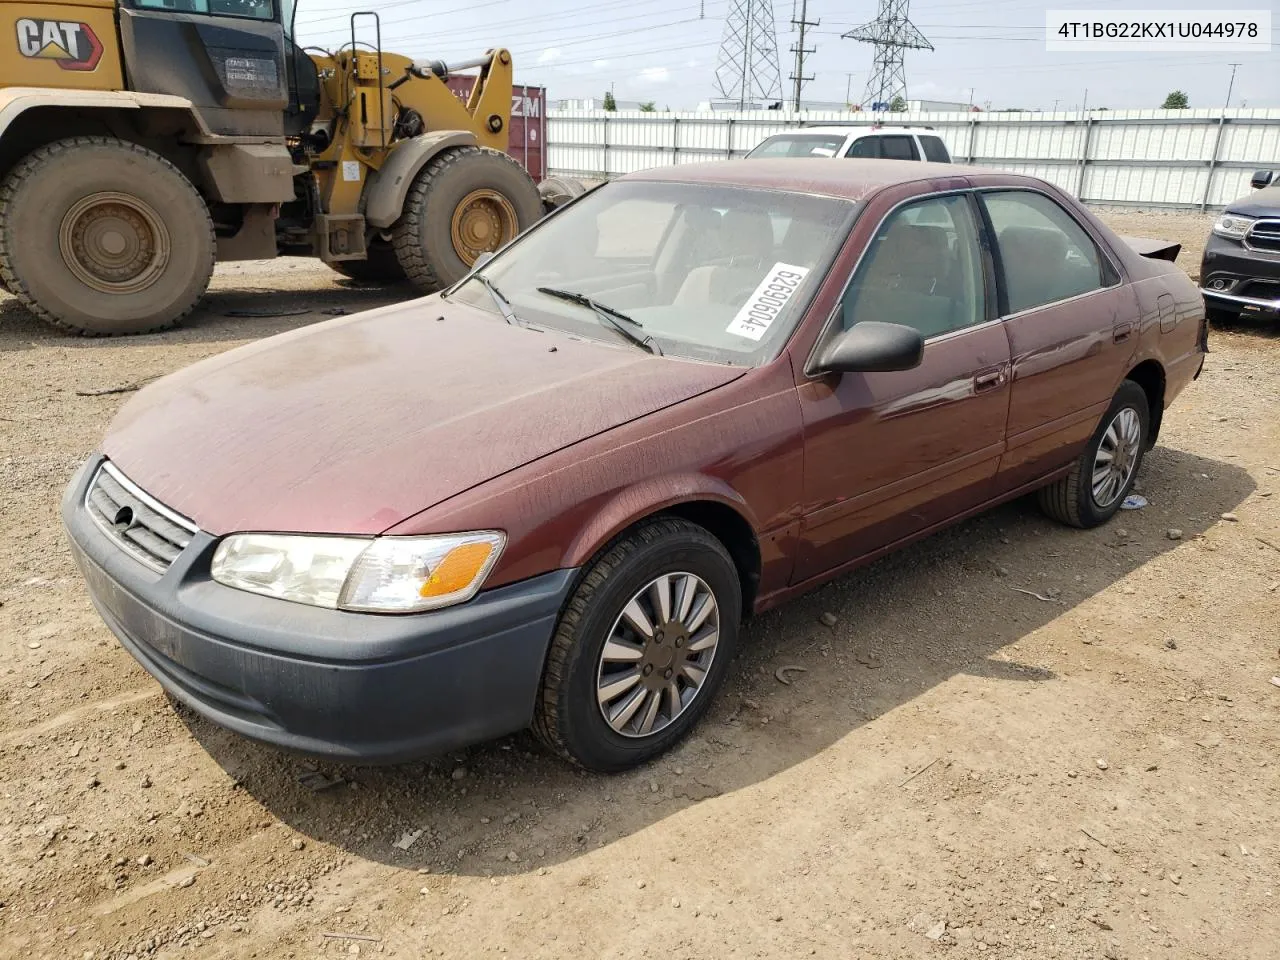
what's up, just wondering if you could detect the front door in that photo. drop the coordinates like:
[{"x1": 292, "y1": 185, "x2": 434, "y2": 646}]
[{"x1": 794, "y1": 191, "x2": 1012, "y2": 583}]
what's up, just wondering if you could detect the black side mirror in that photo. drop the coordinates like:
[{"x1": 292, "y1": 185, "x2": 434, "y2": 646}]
[
  {"x1": 813, "y1": 321, "x2": 924, "y2": 375},
  {"x1": 1252, "y1": 170, "x2": 1275, "y2": 190}
]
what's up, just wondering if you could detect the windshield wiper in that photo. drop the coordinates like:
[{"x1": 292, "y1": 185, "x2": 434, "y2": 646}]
[
  {"x1": 536, "y1": 287, "x2": 662, "y2": 356},
  {"x1": 471, "y1": 273, "x2": 516, "y2": 324}
]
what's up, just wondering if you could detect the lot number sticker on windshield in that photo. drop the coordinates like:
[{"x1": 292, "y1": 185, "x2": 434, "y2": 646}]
[{"x1": 726, "y1": 263, "x2": 811, "y2": 341}]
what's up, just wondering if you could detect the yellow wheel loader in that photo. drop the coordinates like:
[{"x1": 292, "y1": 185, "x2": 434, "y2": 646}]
[{"x1": 0, "y1": 0, "x2": 549, "y2": 335}]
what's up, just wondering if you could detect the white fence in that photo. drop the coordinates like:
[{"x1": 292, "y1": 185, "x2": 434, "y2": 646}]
[{"x1": 546, "y1": 108, "x2": 1280, "y2": 211}]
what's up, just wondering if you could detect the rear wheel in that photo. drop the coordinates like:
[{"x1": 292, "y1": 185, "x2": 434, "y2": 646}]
[
  {"x1": 1038, "y1": 379, "x2": 1150, "y2": 528},
  {"x1": 327, "y1": 238, "x2": 406, "y2": 284},
  {"x1": 0, "y1": 137, "x2": 215, "y2": 336},
  {"x1": 1206, "y1": 305, "x2": 1236, "y2": 326},
  {"x1": 533, "y1": 518, "x2": 742, "y2": 772},
  {"x1": 391, "y1": 146, "x2": 542, "y2": 292}
]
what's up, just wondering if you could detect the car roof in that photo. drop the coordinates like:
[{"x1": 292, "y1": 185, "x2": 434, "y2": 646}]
[
  {"x1": 764, "y1": 126, "x2": 943, "y2": 137},
  {"x1": 622, "y1": 157, "x2": 1008, "y2": 203}
]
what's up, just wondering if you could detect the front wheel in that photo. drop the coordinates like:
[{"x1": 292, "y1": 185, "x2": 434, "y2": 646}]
[
  {"x1": 391, "y1": 146, "x2": 542, "y2": 293},
  {"x1": 0, "y1": 137, "x2": 215, "y2": 335},
  {"x1": 1038, "y1": 379, "x2": 1150, "y2": 528},
  {"x1": 533, "y1": 518, "x2": 742, "y2": 772}
]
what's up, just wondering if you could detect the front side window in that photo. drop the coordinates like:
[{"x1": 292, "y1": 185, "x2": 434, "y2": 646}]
[
  {"x1": 982, "y1": 190, "x2": 1109, "y2": 314},
  {"x1": 846, "y1": 137, "x2": 879, "y2": 158},
  {"x1": 748, "y1": 135, "x2": 847, "y2": 158},
  {"x1": 879, "y1": 136, "x2": 919, "y2": 161},
  {"x1": 841, "y1": 194, "x2": 985, "y2": 340},
  {"x1": 450, "y1": 180, "x2": 855, "y2": 366},
  {"x1": 134, "y1": 0, "x2": 274, "y2": 20}
]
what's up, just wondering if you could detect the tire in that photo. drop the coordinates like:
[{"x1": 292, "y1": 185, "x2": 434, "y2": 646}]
[
  {"x1": 533, "y1": 518, "x2": 742, "y2": 772},
  {"x1": 1038, "y1": 379, "x2": 1150, "y2": 529},
  {"x1": 537, "y1": 175, "x2": 587, "y2": 214},
  {"x1": 0, "y1": 137, "x2": 215, "y2": 336},
  {"x1": 328, "y1": 238, "x2": 406, "y2": 284},
  {"x1": 391, "y1": 145, "x2": 542, "y2": 293}
]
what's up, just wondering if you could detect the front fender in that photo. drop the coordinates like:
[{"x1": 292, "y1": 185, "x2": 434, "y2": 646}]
[
  {"x1": 0, "y1": 87, "x2": 212, "y2": 141},
  {"x1": 561, "y1": 473, "x2": 760, "y2": 570},
  {"x1": 363, "y1": 131, "x2": 477, "y2": 228}
]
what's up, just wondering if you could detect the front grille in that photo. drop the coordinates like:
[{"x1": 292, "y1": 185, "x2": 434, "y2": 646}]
[
  {"x1": 1245, "y1": 219, "x2": 1280, "y2": 253},
  {"x1": 85, "y1": 461, "x2": 198, "y2": 573}
]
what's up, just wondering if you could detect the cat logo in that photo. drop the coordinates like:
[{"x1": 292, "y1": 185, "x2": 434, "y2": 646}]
[{"x1": 15, "y1": 18, "x2": 104, "y2": 71}]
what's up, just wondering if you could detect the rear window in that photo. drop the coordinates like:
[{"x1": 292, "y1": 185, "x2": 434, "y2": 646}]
[
  {"x1": 920, "y1": 135, "x2": 951, "y2": 163},
  {"x1": 748, "y1": 135, "x2": 846, "y2": 159}
]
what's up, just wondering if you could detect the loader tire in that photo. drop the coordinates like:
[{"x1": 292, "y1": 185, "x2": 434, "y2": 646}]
[
  {"x1": 0, "y1": 137, "x2": 215, "y2": 336},
  {"x1": 391, "y1": 146, "x2": 542, "y2": 292},
  {"x1": 328, "y1": 238, "x2": 407, "y2": 284}
]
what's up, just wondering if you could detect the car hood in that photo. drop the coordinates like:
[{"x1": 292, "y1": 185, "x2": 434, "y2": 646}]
[
  {"x1": 102, "y1": 299, "x2": 745, "y2": 535},
  {"x1": 1224, "y1": 184, "x2": 1280, "y2": 218}
]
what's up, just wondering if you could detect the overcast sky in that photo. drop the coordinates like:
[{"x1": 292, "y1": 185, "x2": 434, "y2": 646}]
[{"x1": 293, "y1": 0, "x2": 1277, "y2": 110}]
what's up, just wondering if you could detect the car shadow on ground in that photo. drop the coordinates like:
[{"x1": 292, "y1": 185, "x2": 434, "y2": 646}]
[
  {"x1": 0, "y1": 280, "x2": 411, "y2": 352},
  {"x1": 177, "y1": 445, "x2": 1255, "y2": 878}
]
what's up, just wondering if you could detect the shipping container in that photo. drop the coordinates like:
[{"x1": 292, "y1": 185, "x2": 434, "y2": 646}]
[{"x1": 445, "y1": 77, "x2": 547, "y2": 183}]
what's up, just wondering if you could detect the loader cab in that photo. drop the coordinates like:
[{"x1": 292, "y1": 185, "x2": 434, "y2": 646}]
[{"x1": 116, "y1": 0, "x2": 311, "y2": 137}]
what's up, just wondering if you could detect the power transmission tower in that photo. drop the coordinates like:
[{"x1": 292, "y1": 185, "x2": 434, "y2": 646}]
[
  {"x1": 842, "y1": 0, "x2": 932, "y2": 110},
  {"x1": 714, "y1": 0, "x2": 783, "y2": 109},
  {"x1": 789, "y1": 0, "x2": 818, "y2": 111}
]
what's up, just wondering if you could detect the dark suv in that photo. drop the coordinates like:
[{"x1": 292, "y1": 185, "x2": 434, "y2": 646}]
[{"x1": 1201, "y1": 169, "x2": 1280, "y2": 322}]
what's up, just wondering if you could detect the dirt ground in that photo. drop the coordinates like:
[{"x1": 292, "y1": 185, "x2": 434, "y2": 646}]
[{"x1": 1, "y1": 211, "x2": 1278, "y2": 960}]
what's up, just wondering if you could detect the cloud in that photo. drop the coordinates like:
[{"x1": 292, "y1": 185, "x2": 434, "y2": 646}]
[
  {"x1": 592, "y1": 59, "x2": 610, "y2": 69},
  {"x1": 537, "y1": 48, "x2": 561, "y2": 64},
  {"x1": 638, "y1": 66, "x2": 671, "y2": 84}
]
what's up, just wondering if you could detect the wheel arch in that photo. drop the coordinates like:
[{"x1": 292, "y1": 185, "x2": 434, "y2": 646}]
[
  {"x1": 561, "y1": 478, "x2": 764, "y2": 620},
  {"x1": 363, "y1": 132, "x2": 478, "y2": 228},
  {"x1": 0, "y1": 90, "x2": 210, "y2": 184},
  {"x1": 1124, "y1": 358, "x2": 1166, "y2": 448}
]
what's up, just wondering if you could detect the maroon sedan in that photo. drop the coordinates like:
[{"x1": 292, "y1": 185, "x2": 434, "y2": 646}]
[{"x1": 62, "y1": 159, "x2": 1207, "y2": 771}]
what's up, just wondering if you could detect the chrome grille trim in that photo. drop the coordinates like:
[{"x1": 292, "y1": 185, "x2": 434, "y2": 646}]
[
  {"x1": 1244, "y1": 218, "x2": 1280, "y2": 253},
  {"x1": 84, "y1": 461, "x2": 198, "y2": 573}
]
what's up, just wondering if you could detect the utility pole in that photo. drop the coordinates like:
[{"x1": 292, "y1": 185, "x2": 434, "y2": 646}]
[
  {"x1": 1052, "y1": 98, "x2": 1060, "y2": 112},
  {"x1": 789, "y1": 0, "x2": 818, "y2": 111},
  {"x1": 846, "y1": 73, "x2": 855, "y2": 107},
  {"x1": 1224, "y1": 63, "x2": 1241, "y2": 109}
]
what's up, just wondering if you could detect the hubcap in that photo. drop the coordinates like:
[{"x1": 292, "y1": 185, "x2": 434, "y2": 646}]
[
  {"x1": 58, "y1": 192, "x2": 170, "y2": 294},
  {"x1": 450, "y1": 189, "x2": 518, "y2": 266},
  {"x1": 596, "y1": 572, "x2": 720, "y2": 739},
  {"x1": 1092, "y1": 406, "x2": 1142, "y2": 508}
]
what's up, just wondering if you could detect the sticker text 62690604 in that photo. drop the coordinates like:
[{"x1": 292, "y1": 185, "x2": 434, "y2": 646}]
[{"x1": 725, "y1": 263, "x2": 811, "y2": 342}]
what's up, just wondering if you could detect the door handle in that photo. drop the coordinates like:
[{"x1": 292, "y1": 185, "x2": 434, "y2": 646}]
[
  {"x1": 1113, "y1": 322, "x2": 1134, "y2": 343},
  {"x1": 974, "y1": 369, "x2": 1004, "y2": 391}
]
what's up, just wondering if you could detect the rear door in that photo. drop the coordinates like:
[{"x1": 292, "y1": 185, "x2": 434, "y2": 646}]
[
  {"x1": 794, "y1": 190, "x2": 1011, "y2": 582},
  {"x1": 845, "y1": 135, "x2": 921, "y2": 161},
  {"x1": 977, "y1": 188, "x2": 1137, "y2": 493}
]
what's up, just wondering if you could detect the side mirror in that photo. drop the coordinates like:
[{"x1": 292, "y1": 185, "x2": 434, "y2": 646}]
[
  {"x1": 813, "y1": 321, "x2": 924, "y2": 375},
  {"x1": 474, "y1": 251, "x2": 496, "y2": 268},
  {"x1": 1252, "y1": 170, "x2": 1274, "y2": 190}
]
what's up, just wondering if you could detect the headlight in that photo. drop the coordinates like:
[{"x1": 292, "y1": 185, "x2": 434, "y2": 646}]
[
  {"x1": 210, "y1": 531, "x2": 506, "y2": 613},
  {"x1": 1212, "y1": 214, "x2": 1255, "y2": 240}
]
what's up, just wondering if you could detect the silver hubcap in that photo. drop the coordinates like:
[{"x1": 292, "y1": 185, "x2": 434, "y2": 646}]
[
  {"x1": 596, "y1": 572, "x2": 720, "y2": 739},
  {"x1": 1092, "y1": 406, "x2": 1142, "y2": 508}
]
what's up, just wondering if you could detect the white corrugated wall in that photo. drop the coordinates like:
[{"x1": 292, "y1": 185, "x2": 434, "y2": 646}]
[{"x1": 546, "y1": 108, "x2": 1280, "y2": 211}]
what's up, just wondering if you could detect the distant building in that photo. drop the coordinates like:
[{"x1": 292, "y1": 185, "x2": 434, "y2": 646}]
[
  {"x1": 905, "y1": 99, "x2": 973, "y2": 112},
  {"x1": 553, "y1": 98, "x2": 646, "y2": 111}
]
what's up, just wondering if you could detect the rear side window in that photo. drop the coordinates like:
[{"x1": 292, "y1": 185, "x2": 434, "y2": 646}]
[
  {"x1": 982, "y1": 191, "x2": 1110, "y2": 314},
  {"x1": 920, "y1": 135, "x2": 951, "y2": 163},
  {"x1": 879, "y1": 136, "x2": 919, "y2": 161}
]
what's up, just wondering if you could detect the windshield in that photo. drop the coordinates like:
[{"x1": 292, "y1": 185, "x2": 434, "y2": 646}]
[
  {"x1": 451, "y1": 180, "x2": 854, "y2": 366},
  {"x1": 747, "y1": 134, "x2": 847, "y2": 158}
]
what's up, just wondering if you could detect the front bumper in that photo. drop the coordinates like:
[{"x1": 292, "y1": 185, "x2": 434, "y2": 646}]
[
  {"x1": 1200, "y1": 232, "x2": 1280, "y2": 317},
  {"x1": 61, "y1": 456, "x2": 576, "y2": 763}
]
